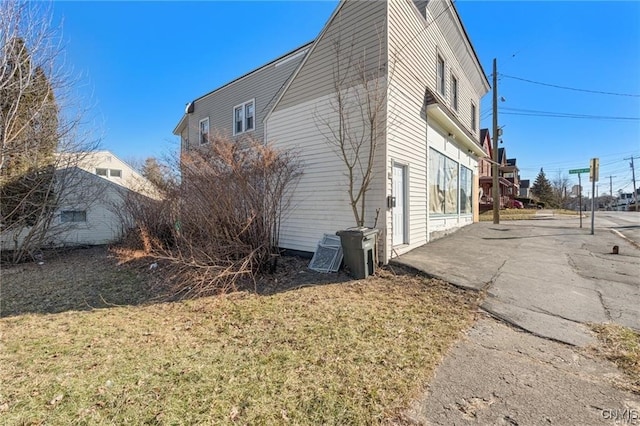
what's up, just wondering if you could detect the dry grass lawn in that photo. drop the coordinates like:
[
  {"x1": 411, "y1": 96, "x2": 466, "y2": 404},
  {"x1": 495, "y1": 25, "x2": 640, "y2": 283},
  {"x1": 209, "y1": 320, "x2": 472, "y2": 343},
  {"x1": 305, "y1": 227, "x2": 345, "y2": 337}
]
[
  {"x1": 479, "y1": 208, "x2": 580, "y2": 221},
  {"x1": 0, "y1": 247, "x2": 479, "y2": 424},
  {"x1": 590, "y1": 323, "x2": 640, "y2": 394}
]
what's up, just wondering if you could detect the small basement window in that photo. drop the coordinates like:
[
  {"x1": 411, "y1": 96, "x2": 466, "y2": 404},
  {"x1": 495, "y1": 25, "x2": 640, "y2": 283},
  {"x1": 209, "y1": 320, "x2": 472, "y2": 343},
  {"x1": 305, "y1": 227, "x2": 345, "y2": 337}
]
[{"x1": 61, "y1": 210, "x2": 87, "y2": 223}]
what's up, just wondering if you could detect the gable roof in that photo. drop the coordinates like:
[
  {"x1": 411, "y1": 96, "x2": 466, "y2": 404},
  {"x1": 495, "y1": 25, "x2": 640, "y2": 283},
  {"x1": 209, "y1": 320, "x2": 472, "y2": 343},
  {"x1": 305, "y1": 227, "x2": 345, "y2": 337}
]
[
  {"x1": 173, "y1": 41, "x2": 313, "y2": 135},
  {"x1": 498, "y1": 147, "x2": 506, "y2": 164},
  {"x1": 441, "y1": 0, "x2": 490, "y2": 92},
  {"x1": 265, "y1": 0, "x2": 348, "y2": 123},
  {"x1": 479, "y1": 128, "x2": 491, "y2": 156}
]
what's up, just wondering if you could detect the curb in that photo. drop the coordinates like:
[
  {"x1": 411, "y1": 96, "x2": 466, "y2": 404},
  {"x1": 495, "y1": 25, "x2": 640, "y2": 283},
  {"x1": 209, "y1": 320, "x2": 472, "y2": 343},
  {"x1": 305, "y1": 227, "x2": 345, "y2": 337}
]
[{"x1": 610, "y1": 229, "x2": 640, "y2": 250}]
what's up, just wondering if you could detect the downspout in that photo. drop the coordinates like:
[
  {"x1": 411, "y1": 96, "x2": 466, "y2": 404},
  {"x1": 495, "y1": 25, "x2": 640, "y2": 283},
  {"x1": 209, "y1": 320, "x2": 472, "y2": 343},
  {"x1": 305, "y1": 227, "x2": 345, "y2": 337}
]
[
  {"x1": 425, "y1": 92, "x2": 430, "y2": 243},
  {"x1": 384, "y1": 1, "x2": 390, "y2": 264}
]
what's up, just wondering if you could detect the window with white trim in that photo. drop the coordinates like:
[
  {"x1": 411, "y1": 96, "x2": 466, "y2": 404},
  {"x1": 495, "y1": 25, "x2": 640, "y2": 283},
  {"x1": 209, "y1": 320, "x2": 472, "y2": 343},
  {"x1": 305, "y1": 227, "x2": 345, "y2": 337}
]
[
  {"x1": 471, "y1": 102, "x2": 477, "y2": 131},
  {"x1": 451, "y1": 75, "x2": 459, "y2": 111},
  {"x1": 199, "y1": 117, "x2": 209, "y2": 145},
  {"x1": 61, "y1": 210, "x2": 87, "y2": 223},
  {"x1": 233, "y1": 99, "x2": 255, "y2": 135},
  {"x1": 96, "y1": 168, "x2": 108, "y2": 176},
  {"x1": 110, "y1": 169, "x2": 122, "y2": 178},
  {"x1": 436, "y1": 55, "x2": 445, "y2": 97}
]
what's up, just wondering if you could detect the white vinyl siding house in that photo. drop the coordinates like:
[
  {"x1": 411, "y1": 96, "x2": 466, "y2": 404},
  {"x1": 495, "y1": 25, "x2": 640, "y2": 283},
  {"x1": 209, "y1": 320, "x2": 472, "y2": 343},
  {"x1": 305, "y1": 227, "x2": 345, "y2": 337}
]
[
  {"x1": 1, "y1": 151, "x2": 159, "y2": 250},
  {"x1": 52, "y1": 151, "x2": 160, "y2": 246},
  {"x1": 174, "y1": 0, "x2": 489, "y2": 263}
]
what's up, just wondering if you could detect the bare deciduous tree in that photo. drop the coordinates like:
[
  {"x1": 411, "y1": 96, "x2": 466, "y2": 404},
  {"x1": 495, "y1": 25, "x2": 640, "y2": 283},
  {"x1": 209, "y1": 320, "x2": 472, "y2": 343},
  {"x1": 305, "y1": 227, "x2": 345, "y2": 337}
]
[
  {"x1": 315, "y1": 26, "x2": 388, "y2": 228},
  {"x1": 1, "y1": 0, "x2": 100, "y2": 263},
  {"x1": 551, "y1": 171, "x2": 570, "y2": 209}
]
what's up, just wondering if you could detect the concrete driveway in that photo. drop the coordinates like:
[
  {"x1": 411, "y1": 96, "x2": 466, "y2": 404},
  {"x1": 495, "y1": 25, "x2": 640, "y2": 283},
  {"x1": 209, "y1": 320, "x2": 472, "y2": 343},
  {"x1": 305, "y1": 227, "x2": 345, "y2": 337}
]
[{"x1": 394, "y1": 213, "x2": 640, "y2": 346}]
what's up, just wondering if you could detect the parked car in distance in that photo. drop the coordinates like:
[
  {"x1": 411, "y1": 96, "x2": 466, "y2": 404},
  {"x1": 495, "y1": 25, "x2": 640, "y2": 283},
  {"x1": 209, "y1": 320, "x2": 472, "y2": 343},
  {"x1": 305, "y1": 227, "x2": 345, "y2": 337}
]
[{"x1": 512, "y1": 200, "x2": 524, "y2": 209}]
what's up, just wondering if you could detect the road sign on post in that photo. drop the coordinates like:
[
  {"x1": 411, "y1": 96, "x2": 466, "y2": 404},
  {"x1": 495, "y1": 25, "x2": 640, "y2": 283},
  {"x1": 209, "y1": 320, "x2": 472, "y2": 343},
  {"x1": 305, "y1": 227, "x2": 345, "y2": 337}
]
[
  {"x1": 590, "y1": 158, "x2": 599, "y2": 182},
  {"x1": 569, "y1": 168, "x2": 589, "y2": 174},
  {"x1": 569, "y1": 168, "x2": 588, "y2": 228}
]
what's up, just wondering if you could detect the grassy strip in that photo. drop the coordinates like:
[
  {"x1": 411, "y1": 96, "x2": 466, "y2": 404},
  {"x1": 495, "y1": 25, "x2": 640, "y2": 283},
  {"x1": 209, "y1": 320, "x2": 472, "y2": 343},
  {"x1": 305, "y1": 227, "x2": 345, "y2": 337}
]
[
  {"x1": 478, "y1": 209, "x2": 580, "y2": 221},
  {"x1": 0, "y1": 267, "x2": 478, "y2": 424},
  {"x1": 479, "y1": 208, "x2": 536, "y2": 221},
  {"x1": 589, "y1": 323, "x2": 640, "y2": 394}
]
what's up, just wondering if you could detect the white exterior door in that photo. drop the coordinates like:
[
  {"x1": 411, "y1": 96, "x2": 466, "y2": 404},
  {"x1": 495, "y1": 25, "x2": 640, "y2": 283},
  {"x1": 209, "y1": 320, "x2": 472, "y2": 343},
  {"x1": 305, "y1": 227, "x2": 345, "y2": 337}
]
[{"x1": 392, "y1": 164, "x2": 406, "y2": 246}]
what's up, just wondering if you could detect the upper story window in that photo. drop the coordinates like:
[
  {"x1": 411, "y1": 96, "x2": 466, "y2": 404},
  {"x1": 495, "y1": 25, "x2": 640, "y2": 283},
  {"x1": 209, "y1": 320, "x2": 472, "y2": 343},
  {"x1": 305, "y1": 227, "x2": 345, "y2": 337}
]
[
  {"x1": 436, "y1": 55, "x2": 445, "y2": 97},
  {"x1": 451, "y1": 75, "x2": 459, "y2": 111},
  {"x1": 61, "y1": 210, "x2": 87, "y2": 223},
  {"x1": 96, "y1": 168, "x2": 122, "y2": 178},
  {"x1": 199, "y1": 118, "x2": 210, "y2": 145},
  {"x1": 233, "y1": 99, "x2": 255, "y2": 135},
  {"x1": 471, "y1": 102, "x2": 477, "y2": 131}
]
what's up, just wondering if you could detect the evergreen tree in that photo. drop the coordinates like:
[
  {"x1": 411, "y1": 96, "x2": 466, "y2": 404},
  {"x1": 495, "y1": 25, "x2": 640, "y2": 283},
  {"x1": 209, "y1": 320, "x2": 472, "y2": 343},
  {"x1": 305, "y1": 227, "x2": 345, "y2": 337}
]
[
  {"x1": 141, "y1": 157, "x2": 171, "y2": 193},
  {"x1": 1, "y1": 36, "x2": 59, "y2": 227},
  {"x1": 531, "y1": 168, "x2": 555, "y2": 207}
]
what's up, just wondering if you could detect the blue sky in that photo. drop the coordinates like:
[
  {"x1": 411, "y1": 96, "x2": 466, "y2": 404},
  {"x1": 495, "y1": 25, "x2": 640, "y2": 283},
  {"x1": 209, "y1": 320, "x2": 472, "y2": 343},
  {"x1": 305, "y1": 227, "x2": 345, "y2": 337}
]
[{"x1": 51, "y1": 1, "x2": 639, "y2": 196}]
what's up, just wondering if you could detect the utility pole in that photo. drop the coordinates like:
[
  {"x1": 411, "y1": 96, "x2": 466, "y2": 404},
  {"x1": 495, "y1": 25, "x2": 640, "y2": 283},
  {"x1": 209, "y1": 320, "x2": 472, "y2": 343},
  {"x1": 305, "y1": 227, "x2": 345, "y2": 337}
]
[
  {"x1": 608, "y1": 175, "x2": 616, "y2": 210},
  {"x1": 625, "y1": 156, "x2": 639, "y2": 212},
  {"x1": 492, "y1": 58, "x2": 500, "y2": 224},
  {"x1": 590, "y1": 157, "x2": 599, "y2": 235},
  {"x1": 578, "y1": 173, "x2": 582, "y2": 227}
]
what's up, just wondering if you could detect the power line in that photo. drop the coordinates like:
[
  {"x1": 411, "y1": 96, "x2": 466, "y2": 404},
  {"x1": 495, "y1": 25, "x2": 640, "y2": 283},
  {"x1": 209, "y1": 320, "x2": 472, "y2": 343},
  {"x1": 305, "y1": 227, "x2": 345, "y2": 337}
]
[
  {"x1": 499, "y1": 107, "x2": 639, "y2": 121},
  {"x1": 500, "y1": 73, "x2": 640, "y2": 98}
]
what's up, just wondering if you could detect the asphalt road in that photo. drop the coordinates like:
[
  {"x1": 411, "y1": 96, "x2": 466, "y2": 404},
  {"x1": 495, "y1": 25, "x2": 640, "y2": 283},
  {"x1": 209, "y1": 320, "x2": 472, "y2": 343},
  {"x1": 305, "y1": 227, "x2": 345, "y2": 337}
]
[{"x1": 595, "y1": 211, "x2": 640, "y2": 246}]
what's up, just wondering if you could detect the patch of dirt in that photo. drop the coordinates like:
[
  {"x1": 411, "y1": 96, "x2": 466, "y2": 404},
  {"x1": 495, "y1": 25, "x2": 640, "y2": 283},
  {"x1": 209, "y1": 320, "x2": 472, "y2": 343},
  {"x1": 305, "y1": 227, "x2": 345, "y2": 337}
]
[{"x1": 255, "y1": 255, "x2": 352, "y2": 294}]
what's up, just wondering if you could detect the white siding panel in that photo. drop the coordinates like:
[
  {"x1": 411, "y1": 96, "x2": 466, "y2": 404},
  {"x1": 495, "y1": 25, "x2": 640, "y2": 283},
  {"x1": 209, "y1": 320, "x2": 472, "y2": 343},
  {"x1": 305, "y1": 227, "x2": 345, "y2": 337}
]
[
  {"x1": 386, "y1": 0, "x2": 485, "y2": 258},
  {"x1": 276, "y1": 0, "x2": 387, "y2": 111},
  {"x1": 268, "y1": 91, "x2": 386, "y2": 254}
]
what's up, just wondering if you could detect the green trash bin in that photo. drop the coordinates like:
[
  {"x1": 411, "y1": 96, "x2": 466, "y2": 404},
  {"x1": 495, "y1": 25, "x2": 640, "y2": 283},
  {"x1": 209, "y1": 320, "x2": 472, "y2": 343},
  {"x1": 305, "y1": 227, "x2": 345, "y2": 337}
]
[{"x1": 336, "y1": 228, "x2": 379, "y2": 279}]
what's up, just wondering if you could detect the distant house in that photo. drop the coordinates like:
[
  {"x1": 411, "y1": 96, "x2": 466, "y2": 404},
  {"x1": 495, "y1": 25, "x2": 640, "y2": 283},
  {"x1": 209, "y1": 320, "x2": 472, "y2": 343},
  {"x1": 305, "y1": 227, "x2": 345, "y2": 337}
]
[
  {"x1": 615, "y1": 191, "x2": 638, "y2": 211},
  {"x1": 55, "y1": 151, "x2": 160, "y2": 245},
  {"x1": 174, "y1": 0, "x2": 490, "y2": 263},
  {"x1": 1, "y1": 150, "x2": 158, "y2": 250},
  {"x1": 503, "y1": 157, "x2": 520, "y2": 196},
  {"x1": 519, "y1": 179, "x2": 531, "y2": 198},
  {"x1": 478, "y1": 129, "x2": 515, "y2": 210}
]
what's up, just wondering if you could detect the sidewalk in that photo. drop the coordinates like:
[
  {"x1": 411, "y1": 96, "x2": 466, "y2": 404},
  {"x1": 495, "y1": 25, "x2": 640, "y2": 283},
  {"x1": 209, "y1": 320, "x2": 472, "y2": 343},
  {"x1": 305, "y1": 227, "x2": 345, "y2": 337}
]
[
  {"x1": 393, "y1": 216, "x2": 640, "y2": 425},
  {"x1": 394, "y1": 216, "x2": 640, "y2": 345}
]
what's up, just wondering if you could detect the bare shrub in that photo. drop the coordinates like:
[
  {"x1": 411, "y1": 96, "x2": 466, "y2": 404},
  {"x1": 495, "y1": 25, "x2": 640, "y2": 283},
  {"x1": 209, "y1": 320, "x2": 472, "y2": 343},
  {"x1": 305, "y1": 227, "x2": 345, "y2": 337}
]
[{"x1": 120, "y1": 135, "x2": 301, "y2": 298}]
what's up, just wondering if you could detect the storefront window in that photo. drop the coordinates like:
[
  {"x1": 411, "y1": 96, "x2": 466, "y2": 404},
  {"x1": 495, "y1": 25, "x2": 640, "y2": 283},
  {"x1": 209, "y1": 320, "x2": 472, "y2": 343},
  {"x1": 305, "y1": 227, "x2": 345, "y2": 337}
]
[{"x1": 429, "y1": 148, "x2": 459, "y2": 215}]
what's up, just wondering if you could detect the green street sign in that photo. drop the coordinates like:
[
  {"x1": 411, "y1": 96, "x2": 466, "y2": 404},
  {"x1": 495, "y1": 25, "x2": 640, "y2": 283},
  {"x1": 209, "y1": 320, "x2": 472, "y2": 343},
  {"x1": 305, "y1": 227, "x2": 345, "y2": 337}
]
[{"x1": 569, "y1": 168, "x2": 589, "y2": 174}]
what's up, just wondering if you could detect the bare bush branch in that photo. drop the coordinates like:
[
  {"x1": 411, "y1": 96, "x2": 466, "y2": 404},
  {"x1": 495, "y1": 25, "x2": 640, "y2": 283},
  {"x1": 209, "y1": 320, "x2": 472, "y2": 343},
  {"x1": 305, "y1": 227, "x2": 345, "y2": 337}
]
[{"x1": 118, "y1": 135, "x2": 301, "y2": 297}]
